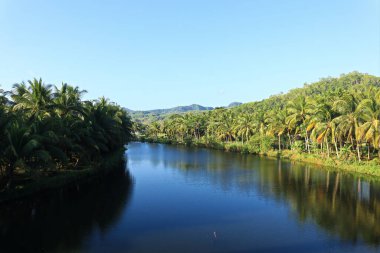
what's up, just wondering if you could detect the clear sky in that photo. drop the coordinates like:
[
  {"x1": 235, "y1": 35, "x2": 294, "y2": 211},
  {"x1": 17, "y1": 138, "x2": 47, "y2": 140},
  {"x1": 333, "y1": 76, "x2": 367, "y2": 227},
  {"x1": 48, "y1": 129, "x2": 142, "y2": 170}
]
[{"x1": 0, "y1": 0, "x2": 379, "y2": 110}]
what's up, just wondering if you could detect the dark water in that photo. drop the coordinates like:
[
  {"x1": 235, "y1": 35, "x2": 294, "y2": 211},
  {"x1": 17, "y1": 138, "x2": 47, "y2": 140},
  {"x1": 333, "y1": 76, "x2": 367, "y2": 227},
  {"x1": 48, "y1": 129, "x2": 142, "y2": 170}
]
[{"x1": 0, "y1": 142, "x2": 380, "y2": 253}]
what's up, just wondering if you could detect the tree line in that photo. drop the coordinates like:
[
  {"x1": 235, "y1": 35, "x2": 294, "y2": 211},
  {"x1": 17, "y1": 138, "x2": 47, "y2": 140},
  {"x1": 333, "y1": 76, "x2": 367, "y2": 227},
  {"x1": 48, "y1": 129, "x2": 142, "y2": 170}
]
[
  {"x1": 0, "y1": 78, "x2": 133, "y2": 190},
  {"x1": 139, "y1": 72, "x2": 380, "y2": 163}
]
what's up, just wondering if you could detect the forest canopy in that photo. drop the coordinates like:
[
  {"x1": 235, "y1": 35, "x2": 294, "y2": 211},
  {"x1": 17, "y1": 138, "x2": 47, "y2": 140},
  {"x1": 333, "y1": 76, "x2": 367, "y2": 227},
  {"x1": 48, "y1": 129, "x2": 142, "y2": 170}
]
[
  {"x1": 139, "y1": 72, "x2": 380, "y2": 164},
  {"x1": 0, "y1": 78, "x2": 133, "y2": 191}
]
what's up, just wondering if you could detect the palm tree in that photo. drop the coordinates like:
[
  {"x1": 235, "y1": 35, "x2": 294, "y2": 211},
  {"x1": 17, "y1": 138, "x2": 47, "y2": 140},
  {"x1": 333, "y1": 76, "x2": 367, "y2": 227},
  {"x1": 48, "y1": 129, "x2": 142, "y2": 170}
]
[
  {"x1": 266, "y1": 109, "x2": 288, "y2": 152},
  {"x1": 356, "y1": 89, "x2": 380, "y2": 159},
  {"x1": 310, "y1": 101, "x2": 337, "y2": 158},
  {"x1": 255, "y1": 110, "x2": 266, "y2": 138},
  {"x1": 2, "y1": 121, "x2": 52, "y2": 189},
  {"x1": 287, "y1": 95, "x2": 315, "y2": 153},
  {"x1": 215, "y1": 111, "x2": 235, "y2": 142},
  {"x1": 0, "y1": 78, "x2": 133, "y2": 191},
  {"x1": 10, "y1": 82, "x2": 27, "y2": 103},
  {"x1": 333, "y1": 92, "x2": 361, "y2": 160},
  {"x1": 53, "y1": 83, "x2": 87, "y2": 118},
  {"x1": 186, "y1": 113, "x2": 206, "y2": 140},
  {"x1": 234, "y1": 113, "x2": 255, "y2": 144},
  {"x1": 167, "y1": 114, "x2": 188, "y2": 142},
  {"x1": 149, "y1": 121, "x2": 161, "y2": 140},
  {"x1": 12, "y1": 78, "x2": 53, "y2": 119}
]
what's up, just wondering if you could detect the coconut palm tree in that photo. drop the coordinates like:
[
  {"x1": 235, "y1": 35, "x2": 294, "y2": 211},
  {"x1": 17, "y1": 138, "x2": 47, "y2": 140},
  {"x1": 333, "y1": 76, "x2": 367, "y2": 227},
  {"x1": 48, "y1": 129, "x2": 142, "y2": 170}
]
[
  {"x1": 333, "y1": 92, "x2": 362, "y2": 160},
  {"x1": 356, "y1": 89, "x2": 380, "y2": 159},
  {"x1": 266, "y1": 109, "x2": 288, "y2": 152},
  {"x1": 149, "y1": 121, "x2": 161, "y2": 140},
  {"x1": 215, "y1": 111, "x2": 235, "y2": 142},
  {"x1": 2, "y1": 120, "x2": 52, "y2": 188},
  {"x1": 53, "y1": 83, "x2": 87, "y2": 118},
  {"x1": 287, "y1": 95, "x2": 315, "y2": 153},
  {"x1": 234, "y1": 113, "x2": 255, "y2": 144},
  {"x1": 12, "y1": 78, "x2": 53, "y2": 119},
  {"x1": 310, "y1": 101, "x2": 337, "y2": 158}
]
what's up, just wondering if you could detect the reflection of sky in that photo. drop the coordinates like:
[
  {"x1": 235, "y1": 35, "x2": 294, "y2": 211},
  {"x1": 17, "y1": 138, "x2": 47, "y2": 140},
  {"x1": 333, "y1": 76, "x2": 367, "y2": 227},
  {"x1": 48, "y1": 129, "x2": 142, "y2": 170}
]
[
  {"x1": 121, "y1": 142, "x2": 380, "y2": 252},
  {"x1": 2, "y1": 142, "x2": 379, "y2": 252}
]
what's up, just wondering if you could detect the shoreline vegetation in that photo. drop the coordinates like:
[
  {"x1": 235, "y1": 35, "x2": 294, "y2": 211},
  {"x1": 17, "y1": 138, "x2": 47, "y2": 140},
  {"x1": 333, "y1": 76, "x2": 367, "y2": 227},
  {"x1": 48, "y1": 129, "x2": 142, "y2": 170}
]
[
  {"x1": 136, "y1": 72, "x2": 380, "y2": 178},
  {"x1": 0, "y1": 148, "x2": 126, "y2": 204},
  {"x1": 139, "y1": 137, "x2": 380, "y2": 178},
  {"x1": 0, "y1": 79, "x2": 133, "y2": 202}
]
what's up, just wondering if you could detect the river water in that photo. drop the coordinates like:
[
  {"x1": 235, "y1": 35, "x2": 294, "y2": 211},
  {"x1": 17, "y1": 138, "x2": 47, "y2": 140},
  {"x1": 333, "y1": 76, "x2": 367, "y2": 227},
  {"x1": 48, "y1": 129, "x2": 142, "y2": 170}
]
[{"x1": 0, "y1": 142, "x2": 379, "y2": 252}]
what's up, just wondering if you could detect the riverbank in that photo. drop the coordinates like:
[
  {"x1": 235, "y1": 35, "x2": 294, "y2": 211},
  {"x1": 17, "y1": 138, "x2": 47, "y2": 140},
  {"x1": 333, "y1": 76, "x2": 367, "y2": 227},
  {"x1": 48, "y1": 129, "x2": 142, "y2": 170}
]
[
  {"x1": 0, "y1": 148, "x2": 126, "y2": 204},
  {"x1": 139, "y1": 138, "x2": 380, "y2": 178}
]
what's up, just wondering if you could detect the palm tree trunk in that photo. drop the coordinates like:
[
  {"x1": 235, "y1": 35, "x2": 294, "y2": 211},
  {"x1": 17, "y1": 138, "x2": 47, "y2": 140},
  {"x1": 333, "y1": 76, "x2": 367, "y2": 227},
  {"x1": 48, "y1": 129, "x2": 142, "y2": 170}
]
[
  {"x1": 5, "y1": 166, "x2": 14, "y2": 190},
  {"x1": 367, "y1": 143, "x2": 370, "y2": 160},
  {"x1": 334, "y1": 138, "x2": 339, "y2": 158},
  {"x1": 326, "y1": 139, "x2": 330, "y2": 158},
  {"x1": 357, "y1": 144, "x2": 361, "y2": 162},
  {"x1": 305, "y1": 129, "x2": 310, "y2": 154}
]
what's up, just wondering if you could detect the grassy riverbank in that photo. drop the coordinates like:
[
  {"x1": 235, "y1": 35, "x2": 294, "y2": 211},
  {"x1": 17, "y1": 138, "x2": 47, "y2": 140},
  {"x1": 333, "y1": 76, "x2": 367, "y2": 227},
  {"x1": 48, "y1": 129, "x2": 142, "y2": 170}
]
[
  {"x1": 136, "y1": 73, "x2": 380, "y2": 178},
  {"x1": 0, "y1": 148, "x2": 126, "y2": 203},
  {"x1": 140, "y1": 137, "x2": 380, "y2": 178}
]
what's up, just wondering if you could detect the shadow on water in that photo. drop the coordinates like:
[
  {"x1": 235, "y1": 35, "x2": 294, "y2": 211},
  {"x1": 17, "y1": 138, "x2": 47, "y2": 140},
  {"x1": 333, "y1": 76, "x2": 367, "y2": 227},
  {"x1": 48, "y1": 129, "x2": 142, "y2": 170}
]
[
  {"x1": 261, "y1": 161, "x2": 380, "y2": 247},
  {"x1": 135, "y1": 143, "x2": 380, "y2": 247},
  {"x1": 0, "y1": 159, "x2": 134, "y2": 253}
]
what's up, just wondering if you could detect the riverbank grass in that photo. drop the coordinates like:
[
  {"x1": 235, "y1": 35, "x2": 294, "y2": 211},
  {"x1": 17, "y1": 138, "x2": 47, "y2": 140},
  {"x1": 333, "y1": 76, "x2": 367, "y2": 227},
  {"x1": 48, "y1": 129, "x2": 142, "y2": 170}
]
[{"x1": 140, "y1": 137, "x2": 380, "y2": 178}]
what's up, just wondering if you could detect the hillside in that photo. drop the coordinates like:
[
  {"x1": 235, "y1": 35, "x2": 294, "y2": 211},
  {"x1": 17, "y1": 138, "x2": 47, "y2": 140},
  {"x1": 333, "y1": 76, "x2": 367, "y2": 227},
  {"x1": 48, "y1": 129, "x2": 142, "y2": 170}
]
[
  {"x1": 140, "y1": 72, "x2": 380, "y2": 170},
  {"x1": 230, "y1": 71, "x2": 380, "y2": 114},
  {"x1": 128, "y1": 103, "x2": 240, "y2": 123}
]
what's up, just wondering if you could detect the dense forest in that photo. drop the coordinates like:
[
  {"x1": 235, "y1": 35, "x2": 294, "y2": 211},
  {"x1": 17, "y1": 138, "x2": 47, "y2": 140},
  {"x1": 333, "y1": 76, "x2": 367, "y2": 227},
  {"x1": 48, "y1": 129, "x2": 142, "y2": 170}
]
[
  {"x1": 0, "y1": 78, "x2": 133, "y2": 191},
  {"x1": 139, "y1": 72, "x2": 380, "y2": 166}
]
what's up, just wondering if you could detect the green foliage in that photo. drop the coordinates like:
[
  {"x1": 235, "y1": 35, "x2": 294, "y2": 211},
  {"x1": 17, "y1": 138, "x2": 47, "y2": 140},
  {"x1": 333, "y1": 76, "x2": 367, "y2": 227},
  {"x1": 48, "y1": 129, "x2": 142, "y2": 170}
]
[
  {"x1": 0, "y1": 79, "x2": 133, "y2": 191},
  {"x1": 140, "y1": 72, "x2": 380, "y2": 168},
  {"x1": 291, "y1": 141, "x2": 304, "y2": 153}
]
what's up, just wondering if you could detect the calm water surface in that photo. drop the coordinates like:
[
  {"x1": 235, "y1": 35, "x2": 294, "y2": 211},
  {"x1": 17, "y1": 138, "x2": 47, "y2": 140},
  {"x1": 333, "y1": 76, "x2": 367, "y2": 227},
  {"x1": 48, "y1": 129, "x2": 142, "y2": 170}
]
[{"x1": 0, "y1": 142, "x2": 379, "y2": 252}]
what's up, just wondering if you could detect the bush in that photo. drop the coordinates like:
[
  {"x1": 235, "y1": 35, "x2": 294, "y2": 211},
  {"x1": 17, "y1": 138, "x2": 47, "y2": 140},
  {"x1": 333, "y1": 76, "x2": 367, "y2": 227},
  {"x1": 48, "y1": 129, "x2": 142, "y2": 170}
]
[
  {"x1": 247, "y1": 135, "x2": 274, "y2": 154},
  {"x1": 291, "y1": 140, "x2": 304, "y2": 152}
]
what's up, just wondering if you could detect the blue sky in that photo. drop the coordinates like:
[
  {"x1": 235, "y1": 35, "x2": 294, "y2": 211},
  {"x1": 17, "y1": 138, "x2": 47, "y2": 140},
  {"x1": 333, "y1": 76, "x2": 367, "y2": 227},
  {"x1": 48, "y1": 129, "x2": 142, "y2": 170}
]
[{"x1": 0, "y1": 0, "x2": 379, "y2": 110}]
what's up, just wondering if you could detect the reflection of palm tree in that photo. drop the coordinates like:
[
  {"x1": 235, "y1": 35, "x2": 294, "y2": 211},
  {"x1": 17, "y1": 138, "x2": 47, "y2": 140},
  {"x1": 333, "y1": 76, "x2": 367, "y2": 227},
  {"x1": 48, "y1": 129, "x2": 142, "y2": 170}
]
[
  {"x1": 146, "y1": 143, "x2": 380, "y2": 246},
  {"x1": 0, "y1": 162, "x2": 134, "y2": 252},
  {"x1": 332, "y1": 172, "x2": 340, "y2": 212}
]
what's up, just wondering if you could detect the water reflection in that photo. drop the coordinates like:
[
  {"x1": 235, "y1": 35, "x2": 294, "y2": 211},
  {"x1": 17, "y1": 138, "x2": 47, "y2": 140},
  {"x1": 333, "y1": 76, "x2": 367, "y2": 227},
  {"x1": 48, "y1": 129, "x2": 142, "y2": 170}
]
[
  {"x1": 132, "y1": 143, "x2": 380, "y2": 246},
  {"x1": 0, "y1": 160, "x2": 134, "y2": 253}
]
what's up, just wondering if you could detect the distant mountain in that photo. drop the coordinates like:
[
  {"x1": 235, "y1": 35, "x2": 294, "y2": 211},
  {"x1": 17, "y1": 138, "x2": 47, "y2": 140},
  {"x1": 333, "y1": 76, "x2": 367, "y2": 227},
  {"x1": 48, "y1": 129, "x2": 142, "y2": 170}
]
[
  {"x1": 126, "y1": 104, "x2": 212, "y2": 123},
  {"x1": 127, "y1": 103, "x2": 241, "y2": 123},
  {"x1": 147, "y1": 104, "x2": 213, "y2": 114},
  {"x1": 227, "y1": 102, "x2": 242, "y2": 108},
  {"x1": 127, "y1": 104, "x2": 212, "y2": 114}
]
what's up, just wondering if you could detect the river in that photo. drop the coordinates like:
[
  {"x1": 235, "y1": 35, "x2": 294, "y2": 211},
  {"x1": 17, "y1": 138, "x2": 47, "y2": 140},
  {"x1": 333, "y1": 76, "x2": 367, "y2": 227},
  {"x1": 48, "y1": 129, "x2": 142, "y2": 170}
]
[{"x1": 0, "y1": 142, "x2": 379, "y2": 252}]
